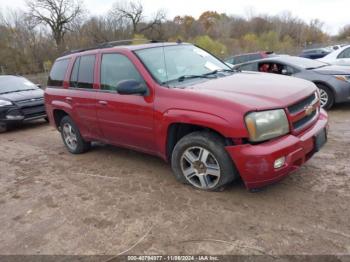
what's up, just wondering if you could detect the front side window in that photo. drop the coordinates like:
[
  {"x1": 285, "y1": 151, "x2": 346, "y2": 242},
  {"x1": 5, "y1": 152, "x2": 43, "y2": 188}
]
[
  {"x1": 100, "y1": 53, "x2": 144, "y2": 92},
  {"x1": 48, "y1": 59, "x2": 70, "y2": 86},
  {"x1": 70, "y1": 55, "x2": 95, "y2": 89},
  {"x1": 135, "y1": 45, "x2": 231, "y2": 85}
]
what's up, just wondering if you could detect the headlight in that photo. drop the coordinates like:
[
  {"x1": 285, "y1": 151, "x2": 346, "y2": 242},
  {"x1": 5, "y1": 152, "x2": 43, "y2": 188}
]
[
  {"x1": 245, "y1": 109, "x2": 289, "y2": 142},
  {"x1": 334, "y1": 75, "x2": 350, "y2": 82},
  {"x1": 0, "y1": 100, "x2": 12, "y2": 107}
]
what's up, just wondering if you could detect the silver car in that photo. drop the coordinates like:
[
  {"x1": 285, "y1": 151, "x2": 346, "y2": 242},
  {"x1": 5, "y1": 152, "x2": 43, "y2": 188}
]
[{"x1": 233, "y1": 56, "x2": 350, "y2": 109}]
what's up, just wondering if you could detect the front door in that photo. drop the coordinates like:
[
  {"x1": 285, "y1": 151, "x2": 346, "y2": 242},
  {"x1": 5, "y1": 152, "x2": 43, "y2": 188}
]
[{"x1": 95, "y1": 53, "x2": 155, "y2": 153}]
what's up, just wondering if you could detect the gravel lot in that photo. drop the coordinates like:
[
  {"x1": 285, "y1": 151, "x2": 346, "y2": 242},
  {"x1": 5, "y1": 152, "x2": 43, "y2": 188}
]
[{"x1": 0, "y1": 103, "x2": 350, "y2": 255}]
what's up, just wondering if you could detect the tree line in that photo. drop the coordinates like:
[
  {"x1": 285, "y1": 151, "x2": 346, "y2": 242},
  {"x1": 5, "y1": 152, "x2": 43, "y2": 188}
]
[{"x1": 0, "y1": 0, "x2": 349, "y2": 75}]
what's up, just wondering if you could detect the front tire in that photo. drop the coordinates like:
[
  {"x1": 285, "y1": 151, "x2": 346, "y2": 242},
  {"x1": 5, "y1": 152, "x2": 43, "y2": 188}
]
[
  {"x1": 317, "y1": 84, "x2": 334, "y2": 110},
  {"x1": 171, "y1": 131, "x2": 239, "y2": 191},
  {"x1": 60, "y1": 116, "x2": 90, "y2": 154}
]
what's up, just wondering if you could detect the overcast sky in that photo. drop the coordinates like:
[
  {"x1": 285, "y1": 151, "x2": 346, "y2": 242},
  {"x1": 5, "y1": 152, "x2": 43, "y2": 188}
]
[{"x1": 1, "y1": 0, "x2": 348, "y2": 35}]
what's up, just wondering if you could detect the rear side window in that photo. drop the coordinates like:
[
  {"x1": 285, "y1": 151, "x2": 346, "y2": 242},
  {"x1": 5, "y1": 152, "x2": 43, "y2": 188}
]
[
  {"x1": 48, "y1": 59, "x2": 69, "y2": 87},
  {"x1": 70, "y1": 55, "x2": 96, "y2": 89},
  {"x1": 100, "y1": 53, "x2": 144, "y2": 92}
]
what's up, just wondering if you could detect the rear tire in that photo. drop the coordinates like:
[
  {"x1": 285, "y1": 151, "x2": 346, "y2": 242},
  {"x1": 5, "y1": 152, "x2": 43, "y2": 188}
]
[
  {"x1": 171, "y1": 131, "x2": 239, "y2": 191},
  {"x1": 317, "y1": 84, "x2": 334, "y2": 110},
  {"x1": 60, "y1": 116, "x2": 90, "y2": 154}
]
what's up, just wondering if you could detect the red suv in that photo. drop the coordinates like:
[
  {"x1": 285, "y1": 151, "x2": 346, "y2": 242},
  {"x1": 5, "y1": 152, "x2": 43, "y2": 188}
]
[{"x1": 45, "y1": 42, "x2": 328, "y2": 191}]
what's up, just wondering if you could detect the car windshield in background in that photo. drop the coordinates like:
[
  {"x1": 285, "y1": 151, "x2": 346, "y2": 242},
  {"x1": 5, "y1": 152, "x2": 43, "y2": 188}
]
[
  {"x1": 283, "y1": 57, "x2": 328, "y2": 69},
  {"x1": 135, "y1": 45, "x2": 231, "y2": 85},
  {"x1": 0, "y1": 76, "x2": 38, "y2": 94}
]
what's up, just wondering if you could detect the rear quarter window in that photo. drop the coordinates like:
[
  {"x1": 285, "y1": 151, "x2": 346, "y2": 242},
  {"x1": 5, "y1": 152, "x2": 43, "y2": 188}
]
[{"x1": 48, "y1": 59, "x2": 70, "y2": 87}]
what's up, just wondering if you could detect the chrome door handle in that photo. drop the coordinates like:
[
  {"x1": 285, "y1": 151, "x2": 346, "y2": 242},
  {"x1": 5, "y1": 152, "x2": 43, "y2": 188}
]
[
  {"x1": 65, "y1": 97, "x2": 72, "y2": 102},
  {"x1": 98, "y1": 100, "x2": 108, "y2": 105}
]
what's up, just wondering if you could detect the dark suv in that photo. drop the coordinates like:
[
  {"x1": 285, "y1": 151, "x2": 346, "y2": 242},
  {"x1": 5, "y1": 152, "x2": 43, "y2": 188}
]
[{"x1": 45, "y1": 42, "x2": 328, "y2": 191}]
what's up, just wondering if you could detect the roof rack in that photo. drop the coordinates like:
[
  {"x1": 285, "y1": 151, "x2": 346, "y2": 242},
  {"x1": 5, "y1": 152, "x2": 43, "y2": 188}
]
[{"x1": 61, "y1": 39, "x2": 163, "y2": 56}]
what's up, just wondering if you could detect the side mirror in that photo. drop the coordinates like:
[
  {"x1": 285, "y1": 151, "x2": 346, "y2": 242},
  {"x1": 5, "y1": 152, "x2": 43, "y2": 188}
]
[
  {"x1": 116, "y1": 80, "x2": 147, "y2": 95},
  {"x1": 36, "y1": 84, "x2": 42, "y2": 88}
]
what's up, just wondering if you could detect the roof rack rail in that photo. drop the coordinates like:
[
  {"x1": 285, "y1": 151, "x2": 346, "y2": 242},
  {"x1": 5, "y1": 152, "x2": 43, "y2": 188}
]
[{"x1": 61, "y1": 39, "x2": 164, "y2": 56}]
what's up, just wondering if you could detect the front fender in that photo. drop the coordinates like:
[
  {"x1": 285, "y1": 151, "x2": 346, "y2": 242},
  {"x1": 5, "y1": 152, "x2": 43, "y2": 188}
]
[{"x1": 156, "y1": 108, "x2": 247, "y2": 159}]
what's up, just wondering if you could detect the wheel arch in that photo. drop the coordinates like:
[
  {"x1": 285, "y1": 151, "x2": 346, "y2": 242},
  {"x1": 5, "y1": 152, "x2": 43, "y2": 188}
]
[
  {"x1": 53, "y1": 109, "x2": 70, "y2": 129},
  {"x1": 165, "y1": 122, "x2": 233, "y2": 162},
  {"x1": 312, "y1": 80, "x2": 336, "y2": 97}
]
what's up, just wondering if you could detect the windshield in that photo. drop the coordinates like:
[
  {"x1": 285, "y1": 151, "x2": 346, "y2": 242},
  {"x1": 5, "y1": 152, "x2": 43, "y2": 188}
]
[
  {"x1": 135, "y1": 44, "x2": 231, "y2": 84},
  {"x1": 0, "y1": 76, "x2": 38, "y2": 94},
  {"x1": 283, "y1": 57, "x2": 328, "y2": 69}
]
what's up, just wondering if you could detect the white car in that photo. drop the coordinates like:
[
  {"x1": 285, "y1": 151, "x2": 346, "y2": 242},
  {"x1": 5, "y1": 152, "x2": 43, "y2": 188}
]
[{"x1": 319, "y1": 45, "x2": 350, "y2": 66}]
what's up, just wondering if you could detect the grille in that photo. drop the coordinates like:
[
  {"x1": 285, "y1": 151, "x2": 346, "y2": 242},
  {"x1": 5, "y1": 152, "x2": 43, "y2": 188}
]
[
  {"x1": 292, "y1": 109, "x2": 317, "y2": 130},
  {"x1": 17, "y1": 97, "x2": 44, "y2": 104},
  {"x1": 288, "y1": 93, "x2": 316, "y2": 114},
  {"x1": 288, "y1": 92, "x2": 319, "y2": 132},
  {"x1": 21, "y1": 105, "x2": 46, "y2": 118}
]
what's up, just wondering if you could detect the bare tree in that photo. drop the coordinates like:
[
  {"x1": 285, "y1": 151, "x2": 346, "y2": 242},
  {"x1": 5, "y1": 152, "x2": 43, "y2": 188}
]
[
  {"x1": 110, "y1": 0, "x2": 166, "y2": 35},
  {"x1": 26, "y1": 0, "x2": 84, "y2": 49}
]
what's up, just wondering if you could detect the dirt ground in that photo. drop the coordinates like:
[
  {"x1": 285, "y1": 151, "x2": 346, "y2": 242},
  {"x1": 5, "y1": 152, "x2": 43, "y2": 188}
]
[{"x1": 0, "y1": 104, "x2": 350, "y2": 256}]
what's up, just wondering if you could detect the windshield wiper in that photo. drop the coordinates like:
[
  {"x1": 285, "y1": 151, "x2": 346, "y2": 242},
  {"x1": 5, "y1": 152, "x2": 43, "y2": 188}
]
[{"x1": 177, "y1": 69, "x2": 234, "y2": 82}]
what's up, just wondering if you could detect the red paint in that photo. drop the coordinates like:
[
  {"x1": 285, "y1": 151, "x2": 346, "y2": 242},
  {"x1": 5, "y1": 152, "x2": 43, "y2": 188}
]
[{"x1": 45, "y1": 43, "x2": 329, "y2": 189}]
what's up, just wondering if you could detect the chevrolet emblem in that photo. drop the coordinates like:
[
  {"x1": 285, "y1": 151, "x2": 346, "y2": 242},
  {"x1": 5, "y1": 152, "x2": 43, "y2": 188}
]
[{"x1": 304, "y1": 105, "x2": 314, "y2": 116}]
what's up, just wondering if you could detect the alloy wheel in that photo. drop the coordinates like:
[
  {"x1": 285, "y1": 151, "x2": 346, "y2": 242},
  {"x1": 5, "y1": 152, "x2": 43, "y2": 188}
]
[
  {"x1": 319, "y1": 88, "x2": 329, "y2": 108},
  {"x1": 62, "y1": 123, "x2": 78, "y2": 151},
  {"x1": 180, "y1": 146, "x2": 221, "y2": 189}
]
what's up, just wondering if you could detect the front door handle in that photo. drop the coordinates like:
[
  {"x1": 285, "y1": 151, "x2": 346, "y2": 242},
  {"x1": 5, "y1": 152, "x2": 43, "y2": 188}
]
[
  {"x1": 98, "y1": 100, "x2": 108, "y2": 106},
  {"x1": 65, "y1": 97, "x2": 73, "y2": 102}
]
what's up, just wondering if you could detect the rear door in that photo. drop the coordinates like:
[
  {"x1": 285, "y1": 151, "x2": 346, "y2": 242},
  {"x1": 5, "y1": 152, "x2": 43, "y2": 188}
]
[
  {"x1": 65, "y1": 55, "x2": 101, "y2": 139},
  {"x1": 95, "y1": 52, "x2": 155, "y2": 153}
]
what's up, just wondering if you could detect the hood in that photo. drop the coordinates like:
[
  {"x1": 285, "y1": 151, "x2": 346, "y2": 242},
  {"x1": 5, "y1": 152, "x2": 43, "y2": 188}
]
[
  {"x1": 186, "y1": 72, "x2": 316, "y2": 110},
  {"x1": 313, "y1": 65, "x2": 350, "y2": 75},
  {"x1": 0, "y1": 88, "x2": 44, "y2": 102}
]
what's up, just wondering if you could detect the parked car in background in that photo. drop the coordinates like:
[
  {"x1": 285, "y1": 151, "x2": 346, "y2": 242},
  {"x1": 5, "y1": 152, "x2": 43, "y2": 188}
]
[
  {"x1": 0, "y1": 75, "x2": 47, "y2": 132},
  {"x1": 327, "y1": 44, "x2": 346, "y2": 51},
  {"x1": 45, "y1": 41, "x2": 328, "y2": 191},
  {"x1": 318, "y1": 45, "x2": 350, "y2": 66},
  {"x1": 299, "y1": 48, "x2": 331, "y2": 59},
  {"x1": 225, "y1": 51, "x2": 274, "y2": 66},
  {"x1": 233, "y1": 56, "x2": 350, "y2": 109}
]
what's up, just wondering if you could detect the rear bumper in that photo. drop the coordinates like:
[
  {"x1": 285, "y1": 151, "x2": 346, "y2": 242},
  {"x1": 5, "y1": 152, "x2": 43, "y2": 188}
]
[{"x1": 226, "y1": 109, "x2": 328, "y2": 189}]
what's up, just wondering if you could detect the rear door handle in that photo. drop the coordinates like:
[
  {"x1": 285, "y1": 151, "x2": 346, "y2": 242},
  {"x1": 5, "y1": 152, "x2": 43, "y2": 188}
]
[
  {"x1": 65, "y1": 97, "x2": 72, "y2": 102},
  {"x1": 98, "y1": 100, "x2": 108, "y2": 105}
]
